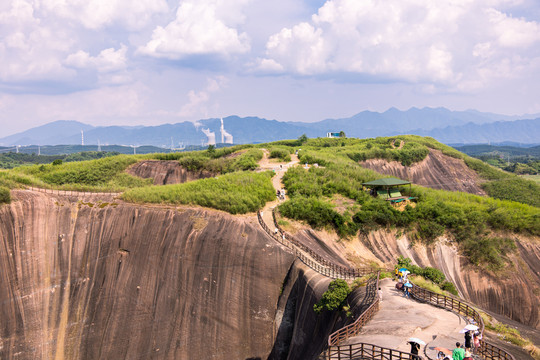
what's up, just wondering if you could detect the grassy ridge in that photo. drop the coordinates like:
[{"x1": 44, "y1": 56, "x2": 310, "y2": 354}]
[
  {"x1": 7, "y1": 155, "x2": 151, "y2": 192},
  {"x1": 276, "y1": 136, "x2": 540, "y2": 270},
  {"x1": 122, "y1": 171, "x2": 275, "y2": 214}
]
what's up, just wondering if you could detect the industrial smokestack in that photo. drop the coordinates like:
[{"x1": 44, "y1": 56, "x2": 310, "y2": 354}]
[
  {"x1": 201, "y1": 128, "x2": 216, "y2": 146},
  {"x1": 220, "y1": 118, "x2": 233, "y2": 144}
]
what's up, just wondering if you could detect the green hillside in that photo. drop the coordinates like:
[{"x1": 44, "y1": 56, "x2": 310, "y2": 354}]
[{"x1": 1, "y1": 135, "x2": 539, "y2": 271}]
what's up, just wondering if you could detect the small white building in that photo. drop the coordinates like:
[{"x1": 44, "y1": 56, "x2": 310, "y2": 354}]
[{"x1": 326, "y1": 132, "x2": 341, "y2": 138}]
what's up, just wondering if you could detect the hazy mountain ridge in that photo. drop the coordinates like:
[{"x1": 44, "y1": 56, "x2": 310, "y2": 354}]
[{"x1": 1, "y1": 108, "x2": 539, "y2": 146}]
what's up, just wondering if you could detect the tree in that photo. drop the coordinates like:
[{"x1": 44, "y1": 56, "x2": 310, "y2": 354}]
[
  {"x1": 313, "y1": 279, "x2": 352, "y2": 313},
  {"x1": 207, "y1": 144, "x2": 216, "y2": 156},
  {"x1": 339, "y1": 131, "x2": 346, "y2": 138},
  {"x1": 0, "y1": 187, "x2": 10, "y2": 204},
  {"x1": 298, "y1": 134, "x2": 308, "y2": 144}
]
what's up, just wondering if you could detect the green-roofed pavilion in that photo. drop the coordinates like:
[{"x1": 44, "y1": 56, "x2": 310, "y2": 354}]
[
  {"x1": 362, "y1": 178, "x2": 411, "y2": 187},
  {"x1": 362, "y1": 177, "x2": 415, "y2": 203}
]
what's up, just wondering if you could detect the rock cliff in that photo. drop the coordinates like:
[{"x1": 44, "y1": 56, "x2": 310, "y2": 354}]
[
  {"x1": 338, "y1": 230, "x2": 540, "y2": 329},
  {"x1": 270, "y1": 261, "x2": 372, "y2": 360},
  {"x1": 127, "y1": 160, "x2": 215, "y2": 185},
  {"x1": 360, "y1": 149, "x2": 486, "y2": 195},
  {"x1": 0, "y1": 190, "x2": 297, "y2": 359}
]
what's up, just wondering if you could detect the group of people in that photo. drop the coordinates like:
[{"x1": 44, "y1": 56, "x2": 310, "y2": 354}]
[
  {"x1": 276, "y1": 188, "x2": 286, "y2": 200},
  {"x1": 449, "y1": 340, "x2": 475, "y2": 360},
  {"x1": 394, "y1": 268, "x2": 412, "y2": 298}
]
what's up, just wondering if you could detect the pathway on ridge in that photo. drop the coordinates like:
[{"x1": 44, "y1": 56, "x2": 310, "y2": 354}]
[
  {"x1": 258, "y1": 149, "x2": 299, "y2": 232},
  {"x1": 343, "y1": 278, "x2": 470, "y2": 360}
]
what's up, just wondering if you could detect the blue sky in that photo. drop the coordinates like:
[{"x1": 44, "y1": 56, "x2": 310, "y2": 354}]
[{"x1": 1, "y1": 0, "x2": 540, "y2": 136}]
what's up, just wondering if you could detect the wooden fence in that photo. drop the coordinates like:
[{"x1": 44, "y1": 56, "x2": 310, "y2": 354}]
[
  {"x1": 259, "y1": 209, "x2": 517, "y2": 360},
  {"x1": 258, "y1": 210, "x2": 372, "y2": 279},
  {"x1": 327, "y1": 273, "x2": 380, "y2": 346},
  {"x1": 411, "y1": 285, "x2": 516, "y2": 360},
  {"x1": 322, "y1": 342, "x2": 423, "y2": 360},
  {"x1": 270, "y1": 208, "x2": 372, "y2": 279},
  {"x1": 25, "y1": 186, "x2": 119, "y2": 197}
]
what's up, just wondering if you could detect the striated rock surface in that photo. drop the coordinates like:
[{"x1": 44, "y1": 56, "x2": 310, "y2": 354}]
[
  {"x1": 128, "y1": 160, "x2": 215, "y2": 185},
  {"x1": 340, "y1": 230, "x2": 540, "y2": 329},
  {"x1": 0, "y1": 190, "x2": 295, "y2": 359},
  {"x1": 270, "y1": 261, "x2": 372, "y2": 360},
  {"x1": 360, "y1": 149, "x2": 486, "y2": 195}
]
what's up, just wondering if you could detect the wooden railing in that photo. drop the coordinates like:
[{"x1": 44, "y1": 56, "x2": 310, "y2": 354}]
[
  {"x1": 322, "y1": 342, "x2": 423, "y2": 360},
  {"x1": 270, "y1": 208, "x2": 372, "y2": 279},
  {"x1": 320, "y1": 273, "x2": 424, "y2": 360},
  {"x1": 410, "y1": 285, "x2": 516, "y2": 360},
  {"x1": 327, "y1": 273, "x2": 380, "y2": 346},
  {"x1": 26, "y1": 186, "x2": 119, "y2": 197},
  {"x1": 258, "y1": 210, "x2": 371, "y2": 279},
  {"x1": 260, "y1": 209, "x2": 516, "y2": 360}
]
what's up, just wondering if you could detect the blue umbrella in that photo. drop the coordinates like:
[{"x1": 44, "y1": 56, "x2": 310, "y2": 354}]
[
  {"x1": 404, "y1": 282, "x2": 413, "y2": 288},
  {"x1": 399, "y1": 268, "x2": 408, "y2": 272}
]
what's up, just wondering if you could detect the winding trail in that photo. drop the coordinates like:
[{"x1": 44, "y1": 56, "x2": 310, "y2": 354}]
[
  {"x1": 258, "y1": 149, "x2": 299, "y2": 235},
  {"x1": 254, "y1": 153, "x2": 512, "y2": 360},
  {"x1": 344, "y1": 278, "x2": 468, "y2": 359}
]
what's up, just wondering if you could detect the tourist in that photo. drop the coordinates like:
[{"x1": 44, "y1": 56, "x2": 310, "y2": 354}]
[
  {"x1": 437, "y1": 351, "x2": 451, "y2": 360},
  {"x1": 473, "y1": 331, "x2": 481, "y2": 354},
  {"x1": 408, "y1": 341, "x2": 420, "y2": 360},
  {"x1": 464, "y1": 330, "x2": 472, "y2": 350},
  {"x1": 463, "y1": 350, "x2": 473, "y2": 360},
  {"x1": 378, "y1": 287, "x2": 383, "y2": 302},
  {"x1": 452, "y1": 342, "x2": 465, "y2": 360},
  {"x1": 403, "y1": 281, "x2": 411, "y2": 298}
]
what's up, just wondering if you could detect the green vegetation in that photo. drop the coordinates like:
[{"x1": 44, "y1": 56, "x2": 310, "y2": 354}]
[
  {"x1": 0, "y1": 186, "x2": 10, "y2": 204},
  {"x1": 279, "y1": 196, "x2": 358, "y2": 237},
  {"x1": 269, "y1": 147, "x2": 292, "y2": 162},
  {"x1": 272, "y1": 135, "x2": 539, "y2": 269},
  {"x1": 397, "y1": 256, "x2": 458, "y2": 295},
  {"x1": 0, "y1": 151, "x2": 119, "y2": 169},
  {"x1": 313, "y1": 279, "x2": 352, "y2": 314},
  {"x1": 523, "y1": 174, "x2": 540, "y2": 184},
  {"x1": 122, "y1": 171, "x2": 275, "y2": 214},
  {"x1": 6, "y1": 155, "x2": 150, "y2": 192},
  {"x1": 154, "y1": 146, "x2": 262, "y2": 174},
  {"x1": 480, "y1": 311, "x2": 540, "y2": 359},
  {"x1": 454, "y1": 144, "x2": 540, "y2": 175}
]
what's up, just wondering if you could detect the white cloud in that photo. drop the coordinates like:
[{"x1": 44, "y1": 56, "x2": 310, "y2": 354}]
[
  {"x1": 0, "y1": 0, "x2": 74, "y2": 82},
  {"x1": 37, "y1": 0, "x2": 168, "y2": 30},
  {"x1": 257, "y1": 0, "x2": 540, "y2": 89},
  {"x1": 138, "y1": 0, "x2": 250, "y2": 59},
  {"x1": 178, "y1": 76, "x2": 227, "y2": 118},
  {"x1": 65, "y1": 45, "x2": 128, "y2": 73}
]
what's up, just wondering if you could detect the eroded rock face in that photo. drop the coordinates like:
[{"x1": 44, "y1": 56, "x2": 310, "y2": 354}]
[
  {"x1": 360, "y1": 149, "x2": 486, "y2": 195},
  {"x1": 0, "y1": 191, "x2": 295, "y2": 359},
  {"x1": 342, "y1": 231, "x2": 540, "y2": 329},
  {"x1": 270, "y1": 261, "x2": 371, "y2": 360},
  {"x1": 128, "y1": 160, "x2": 215, "y2": 185}
]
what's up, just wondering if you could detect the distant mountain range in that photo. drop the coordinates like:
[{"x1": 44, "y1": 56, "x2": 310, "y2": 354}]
[{"x1": 1, "y1": 107, "x2": 539, "y2": 147}]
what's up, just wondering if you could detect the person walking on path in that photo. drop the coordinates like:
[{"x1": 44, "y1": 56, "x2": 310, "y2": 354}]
[
  {"x1": 473, "y1": 331, "x2": 481, "y2": 354},
  {"x1": 403, "y1": 281, "x2": 411, "y2": 298},
  {"x1": 377, "y1": 287, "x2": 383, "y2": 302},
  {"x1": 463, "y1": 350, "x2": 473, "y2": 360},
  {"x1": 408, "y1": 341, "x2": 420, "y2": 360},
  {"x1": 464, "y1": 330, "x2": 472, "y2": 350},
  {"x1": 452, "y1": 342, "x2": 465, "y2": 360}
]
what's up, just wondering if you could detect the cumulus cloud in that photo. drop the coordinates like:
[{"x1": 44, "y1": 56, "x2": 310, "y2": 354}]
[
  {"x1": 138, "y1": 0, "x2": 250, "y2": 59},
  {"x1": 0, "y1": 0, "x2": 74, "y2": 82},
  {"x1": 37, "y1": 0, "x2": 168, "y2": 30},
  {"x1": 65, "y1": 45, "x2": 128, "y2": 73},
  {"x1": 256, "y1": 0, "x2": 540, "y2": 89},
  {"x1": 178, "y1": 76, "x2": 227, "y2": 118},
  {"x1": 0, "y1": 0, "x2": 149, "y2": 87}
]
